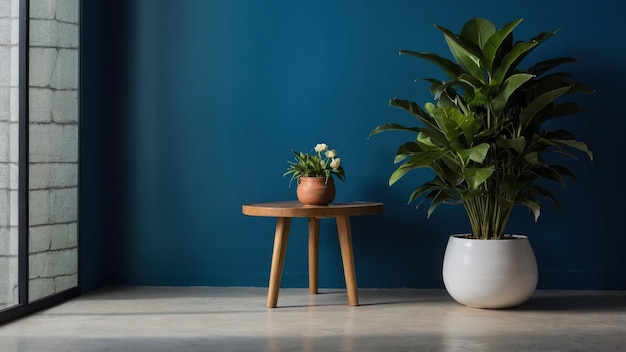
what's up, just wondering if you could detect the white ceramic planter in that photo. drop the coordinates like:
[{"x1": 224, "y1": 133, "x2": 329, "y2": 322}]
[{"x1": 442, "y1": 234, "x2": 538, "y2": 309}]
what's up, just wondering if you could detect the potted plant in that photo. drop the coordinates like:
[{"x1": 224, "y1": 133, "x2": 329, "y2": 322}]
[
  {"x1": 284, "y1": 143, "x2": 346, "y2": 205},
  {"x1": 370, "y1": 18, "x2": 593, "y2": 308}
]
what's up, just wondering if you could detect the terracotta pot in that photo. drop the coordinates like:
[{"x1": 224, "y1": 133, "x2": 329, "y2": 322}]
[{"x1": 296, "y1": 177, "x2": 335, "y2": 205}]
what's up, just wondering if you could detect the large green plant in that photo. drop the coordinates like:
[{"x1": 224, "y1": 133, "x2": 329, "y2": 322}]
[{"x1": 370, "y1": 18, "x2": 593, "y2": 239}]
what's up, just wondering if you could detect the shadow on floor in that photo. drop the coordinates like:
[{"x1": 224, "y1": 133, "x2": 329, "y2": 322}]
[{"x1": 518, "y1": 291, "x2": 626, "y2": 312}]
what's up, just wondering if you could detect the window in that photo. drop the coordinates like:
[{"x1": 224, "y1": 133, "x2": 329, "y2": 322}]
[{"x1": 0, "y1": 0, "x2": 80, "y2": 323}]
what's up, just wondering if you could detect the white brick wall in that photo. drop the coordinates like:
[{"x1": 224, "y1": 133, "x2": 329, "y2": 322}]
[
  {"x1": 50, "y1": 49, "x2": 78, "y2": 89},
  {"x1": 0, "y1": 46, "x2": 10, "y2": 84},
  {"x1": 27, "y1": 0, "x2": 79, "y2": 303},
  {"x1": 28, "y1": 278, "x2": 54, "y2": 302},
  {"x1": 29, "y1": 19, "x2": 58, "y2": 46},
  {"x1": 29, "y1": 88, "x2": 54, "y2": 123},
  {"x1": 50, "y1": 187, "x2": 77, "y2": 223},
  {"x1": 29, "y1": 224, "x2": 80, "y2": 253},
  {"x1": 0, "y1": 227, "x2": 18, "y2": 256},
  {"x1": 0, "y1": 256, "x2": 18, "y2": 305},
  {"x1": 0, "y1": 190, "x2": 9, "y2": 226},
  {"x1": 0, "y1": 122, "x2": 9, "y2": 162},
  {"x1": 57, "y1": 22, "x2": 77, "y2": 47},
  {"x1": 29, "y1": 248, "x2": 77, "y2": 279},
  {"x1": 52, "y1": 90, "x2": 78, "y2": 122},
  {"x1": 29, "y1": 124, "x2": 78, "y2": 162},
  {"x1": 56, "y1": 0, "x2": 78, "y2": 23},
  {"x1": 54, "y1": 273, "x2": 76, "y2": 292},
  {"x1": 30, "y1": 163, "x2": 78, "y2": 189},
  {"x1": 29, "y1": 0, "x2": 57, "y2": 20},
  {"x1": 29, "y1": 47, "x2": 57, "y2": 87},
  {"x1": 0, "y1": 0, "x2": 79, "y2": 307},
  {"x1": 0, "y1": 88, "x2": 10, "y2": 120},
  {"x1": 0, "y1": 0, "x2": 20, "y2": 308},
  {"x1": 30, "y1": 88, "x2": 78, "y2": 123}
]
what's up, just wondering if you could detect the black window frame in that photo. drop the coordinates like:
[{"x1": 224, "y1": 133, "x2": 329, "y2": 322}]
[{"x1": 0, "y1": 0, "x2": 81, "y2": 325}]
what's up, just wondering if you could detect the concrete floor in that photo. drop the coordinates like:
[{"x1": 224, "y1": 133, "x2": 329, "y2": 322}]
[{"x1": 0, "y1": 287, "x2": 624, "y2": 352}]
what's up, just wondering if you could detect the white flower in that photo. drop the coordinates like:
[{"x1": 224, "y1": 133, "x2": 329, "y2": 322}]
[
  {"x1": 325, "y1": 149, "x2": 337, "y2": 158},
  {"x1": 330, "y1": 158, "x2": 341, "y2": 169},
  {"x1": 314, "y1": 143, "x2": 328, "y2": 152}
]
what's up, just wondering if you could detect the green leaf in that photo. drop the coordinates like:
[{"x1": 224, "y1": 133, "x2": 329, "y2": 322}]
[
  {"x1": 417, "y1": 131, "x2": 436, "y2": 147},
  {"x1": 407, "y1": 181, "x2": 440, "y2": 204},
  {"x1": 389, "y1": 150, "x2": 449, "y2": 185},
  {"x1": 530, "y1": 165, "x2": 566, "y2": 187},
  {"x1": 389, "y1": 99, "x2": 448, "y2": 146},
  {"x1": 496, "y1": 137, "x2": 526, "y2": 154},
  {"x1": 400, "y1": 50, "x2": 463, "y2": 79},
  {"x1": 433, "y1": 156, "x2": 464, "y2": 186},
  {"x1": 435, "y1": 25, "x2": 484, "y2": 80},
  {"x1": 429, "y1": 106, "x2": 476, "y2": 154},
  {"x1": 491, "y1": 73, "x2": 534, "y2": 114},
  {"x1": 427, "y1": 189, "x2": 457, "y2": 218},
  {"x1": 529, "y1": 75, "x2": 579, "y2": 98},
  {"x1": 460, "y1": 143, "x2": 490, "y2": 164},
  {"x1": 501, "y1": 176, "x2": 528, "y2": 199},
  {"x1": 483, "y1": 18, "x2": 524, "y2": 71},
  {"x1": 448, "y1": 108, "x2": 479, "y2": 144},
  {"x1": 429, "y1": 104, "x2": 457, "y2": 134},
  {"x1": 492, "y1": 30, "x2": 556, "y2": 85},
  {"x1": 524, "y1": 151, "x2": 541, "y2": 164},
  {"x1": 427, "y1": 78, "x2": 474, "y2": 101},
  {"x1": 529, "y1": 185, "x2": 562, "y2": 211},
  {"x1": 460, "y1": 18, "x2": 496, "y2": 50},
  {"x1": 394, "y1": 142, "x2": 424, "y2": 163},
  {"x1": 519, "y1": 194, "x2": 541, "y2": 221},
  {"x1": 463, "y1": 166, "x2": 495, "y2": 188},
  {"x1": 469, "y1": 143, "x2": 491, "y2": 163},
  {"x1": 550, "y1": 164, "x2": 576, "y2": 180},
  {"x1": 520, "y1": 86, "x2": 572, "y2": 128},
  {"x1": 536, "y1": 102, "x2": 584, "y2": 123},
  {"x1": 369, "y1": 123, "x2": 421, "y2": 138},
  {"x1": 460, "y1": 188, "x2": 488, "y2": 200},
  {"x1": 388, "y1": 164, "x2": 415, "y2": 186},
  {"x1": 553, "y1": 139, "x2": 594, "y2": 161},
  {"x1": 528, "y1": 57, "x2": 577, "y2": 76}
]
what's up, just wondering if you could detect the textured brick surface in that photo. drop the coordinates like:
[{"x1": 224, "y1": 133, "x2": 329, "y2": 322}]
[
  {"x1": 29, "y1": 48, "x2": 57, "y2": 87},
  {"x1": 29, "y1": 124, "x2": 78, "y2": 162},
  {"x1": 50, "y1": 49, "x2": 78, "y2": 89},
  {"x1": 29, "y1": 19, "x2": 58, "y2": 46},
  {"x1": 0, "y1": 0, "x2": 19, "y2": 307},
  {"x1": 0, "y1": 227, "x2": 18, "y2": 256},
  {"x1": 1, "y1": 0, "x2": 78, "y2": 307},
  {"x1": 28, "y1": 278, "x2": 54, "y2": 302},
  {"x1": 56, "y1": 0, "x2": 78, "y2": 23},
  {"x1": 30, "y1": 163, "x2": 78, "y2": 189},
  {"x1": 0, "y1": 46, "x2": 9, "y2": 84},
  {"x1": 50, "y1": 188, "x2": 77, "y2": 223},
  {"x1": 27, "y1": 0, "x2": 80, "y2": 303},
  {"x1": 0, "y1": 122, "x2": 8, "y2": 160},
  {"x1": 29, "y1": 249, "x2": 77, "y2": 279},
  {"x1": 52, "y1": 90, "x2": 78, "y2": 122},
  {"x1": 29, "y1": 0, "x2": 56, "y2": 20},
  {"x1": 0, "y1": 89, "x2": 10, "y2": 121}
]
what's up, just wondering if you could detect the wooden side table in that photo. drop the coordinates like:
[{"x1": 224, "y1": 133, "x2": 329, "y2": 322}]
[{"x1": 242, "y1": 201, "x2": 383, "y2": 308}]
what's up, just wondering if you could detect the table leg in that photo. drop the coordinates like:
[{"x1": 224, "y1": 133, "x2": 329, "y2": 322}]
[
  {"x1": 336, "y1": 215, "x2": 359, "y2": 306},
  {"x1": 308, "y1": 217, "x2": 320, "y2": 294},
  {"x1": 267, "y1": 217, "x2": 291, "y2": 308}
]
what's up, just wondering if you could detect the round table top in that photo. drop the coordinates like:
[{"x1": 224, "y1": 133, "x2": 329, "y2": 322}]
[{"x1": 242, "y1": 201, "x2": 383, "y2": 218}]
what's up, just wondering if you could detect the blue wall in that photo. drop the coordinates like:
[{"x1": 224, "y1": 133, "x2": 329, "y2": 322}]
[{"x1": 82, "y1": 0, "x2": 626, "y2": 291}]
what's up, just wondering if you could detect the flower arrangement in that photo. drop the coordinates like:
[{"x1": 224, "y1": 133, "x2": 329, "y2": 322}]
[{"x1": 284, "y1": 143, "x2": 346, "y2": 186}]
